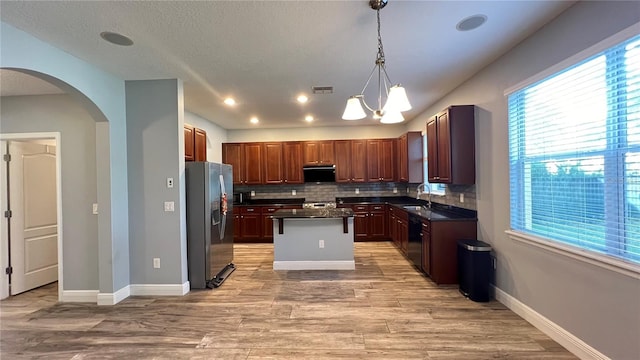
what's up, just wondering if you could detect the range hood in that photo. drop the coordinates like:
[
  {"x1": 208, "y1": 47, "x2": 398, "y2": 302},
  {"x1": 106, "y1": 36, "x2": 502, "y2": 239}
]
[{"x1": 303, "y1": 164, "x2": 336, "y2": 183}]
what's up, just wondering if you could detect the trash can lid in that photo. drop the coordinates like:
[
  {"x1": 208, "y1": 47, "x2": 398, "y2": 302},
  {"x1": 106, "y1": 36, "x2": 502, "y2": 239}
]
[{"x1": 458, "y1": 239, "x2": 492, "y2": 251}]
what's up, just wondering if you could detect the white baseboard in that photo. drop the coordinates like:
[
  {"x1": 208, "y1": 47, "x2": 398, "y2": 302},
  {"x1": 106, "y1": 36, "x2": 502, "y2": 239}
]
[
  {"x1": 493, "y1": 286, "x2": 610, "y2": 360},
  {"x1": 129, "y1": 282, "x2": 190, "y2": 296},
  {"x1": 97, "y1": 285, "x2": 130, "y2": 306},
  {"x1": 61, "y1": 290, "x2": 98, "y2": 303},
  {"x1": 273, "y1": 260, "x2": 355, "y2": 270}
]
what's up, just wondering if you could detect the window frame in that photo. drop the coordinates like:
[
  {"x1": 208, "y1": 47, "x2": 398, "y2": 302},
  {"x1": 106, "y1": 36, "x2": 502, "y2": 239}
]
[
  {"x1": 505, "y1": 22, "x2": 640, "y2": 277},
  {"x1": 422, "y1": 133, "x2": 445, "y2": 196}
]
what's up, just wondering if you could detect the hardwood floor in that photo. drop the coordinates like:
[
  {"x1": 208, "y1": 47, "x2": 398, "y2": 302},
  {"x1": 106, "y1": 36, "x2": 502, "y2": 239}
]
[{"x1": 1, "y1": 242, "x2": 576, "y2": 359}]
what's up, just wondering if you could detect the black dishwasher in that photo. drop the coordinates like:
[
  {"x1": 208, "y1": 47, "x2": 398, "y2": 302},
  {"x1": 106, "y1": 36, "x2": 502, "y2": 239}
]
[{"x1": 408, "y1": 214, "x2": 423, "y2": 270}]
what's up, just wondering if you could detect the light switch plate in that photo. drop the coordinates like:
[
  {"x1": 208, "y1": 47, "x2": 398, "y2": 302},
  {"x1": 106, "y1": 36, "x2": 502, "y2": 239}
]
[
  {"x1": 292, "y1": 189, "x2": 296, "y2": 195},
  {"x1": 92, "y1": 203, "x2": 98, "y2": 215},
  {"x1": 251, "y1": 191, "x2": 256, "y2": 196},
  {"x1": 164, "y1": 201, "x2": 175, "y2": 212},
  {"x1": 355, "y1": 188, "x2": 360, "y2": 194}
]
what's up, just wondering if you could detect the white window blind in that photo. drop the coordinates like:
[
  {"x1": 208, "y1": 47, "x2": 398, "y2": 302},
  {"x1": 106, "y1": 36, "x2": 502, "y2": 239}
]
[
  {"x1": 508, "y1": 33, "x2": 640, "y2": 264},
  {"x1": 422, "y1": 134, "x2": 445, "y2": 195}
]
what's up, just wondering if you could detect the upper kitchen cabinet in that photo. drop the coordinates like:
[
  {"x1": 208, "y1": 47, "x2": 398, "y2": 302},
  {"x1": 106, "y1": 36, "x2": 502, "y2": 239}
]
[
  {"x1": 367, "y1": 139, "x2": 395, "y2": 182},
  {"x1": 335, "y1": 140, "x2": 367, "y2": 183},
  {"x1": 303, "y1": 141, "x2": 335, "y2": 165},
  {"x1": 397, "y1": 132, "x2": 423, "y2": 183},
  {"x1": 263, "y1": 142, "x2": 304, "y2": 184},
  {"x1": 184, "y1": 124, "x2": 207, "y2": 162},
  {"x1": 426, "y1": 105, "x2": 475, "y2": 184},
  {"x1": 222, "y1": 143, "x2": 263, "y2": 185}
]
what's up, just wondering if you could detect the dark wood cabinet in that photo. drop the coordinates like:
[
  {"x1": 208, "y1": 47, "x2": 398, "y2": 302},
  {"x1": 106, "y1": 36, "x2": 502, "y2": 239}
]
[
  {"x1": 397, "y1": 132, "x2": 423, "y2": 183},
  {"x1": 263, "y1": 142, "x2": 284, "y2": 184},
  {"x1": 184, "y1": 125, "x2": 195, "y2": 161},
  {"x1": 261, "y1": 206, "x2": 279, "y2": 241},
  {"x1": 282, "y1": 142, "x2": 304, "y2": 184},
  {"x1": 427, "y1": 220, "x2": 477, "y2": 284},
  {"x1": 194, "y1": 128, "x2": 207, "y2": 161},
  {"x1": 185, "y1": 125, "x2": 207, "y2": 162},
  {"x1": 426, "y1": 105, "x2": 475, "y2": 184},
  {"x1": 388, "y1": 206, "x2": 408, "y2": 254},
  {"x1": 421, "y1": 221, "x2": 431, "y2": 276},
  {"x1": 303, "y1": 141, "x2": 335, "y2": 165},
  {"x1": 367, "y1": 139, "x2": 395, "y2": 182},
  {"x1": 369, "y1": 204, "x2": 387, "y2": 239},
  {"x1": 222, "y1": 143, "x2": 263, "y2": 185},
  {"x1": 335, "y1": 140, "x2": 367, "y2": 183},
  {"x1": 234, "y1": 206, "x2": 262, "y2": 242}
]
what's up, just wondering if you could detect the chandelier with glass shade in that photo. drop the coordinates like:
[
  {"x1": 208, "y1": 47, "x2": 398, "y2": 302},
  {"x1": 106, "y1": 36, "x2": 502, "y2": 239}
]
[{"x1": 342, "y1": 0, "x2": 411, "y2": 124}]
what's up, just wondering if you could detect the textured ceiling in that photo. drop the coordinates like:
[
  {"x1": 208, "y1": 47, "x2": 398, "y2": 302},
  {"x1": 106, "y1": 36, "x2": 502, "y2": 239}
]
[{"x1": 0, "y1": 1, "x2": 574, "y2": 130}]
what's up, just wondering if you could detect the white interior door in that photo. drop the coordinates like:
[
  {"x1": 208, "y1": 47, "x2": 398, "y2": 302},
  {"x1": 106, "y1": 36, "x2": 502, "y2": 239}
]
[{"x1": 8, "y1": 140, "x2": 58, "y2": 295}]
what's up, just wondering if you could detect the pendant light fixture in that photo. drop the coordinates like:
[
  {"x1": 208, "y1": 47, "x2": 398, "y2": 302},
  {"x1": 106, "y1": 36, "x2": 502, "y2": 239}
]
[{"x1": 342, "y1": 0, "x2": 411, "y2": 124}]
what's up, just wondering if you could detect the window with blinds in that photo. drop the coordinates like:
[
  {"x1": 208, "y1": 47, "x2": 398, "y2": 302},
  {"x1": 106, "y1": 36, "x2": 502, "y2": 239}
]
[
  {"x1": 508, "y1": 33, "x2": 640, "y2": 264},
  {"x1": 422, "y1": 134, "x2": 445, "y2": 195}
]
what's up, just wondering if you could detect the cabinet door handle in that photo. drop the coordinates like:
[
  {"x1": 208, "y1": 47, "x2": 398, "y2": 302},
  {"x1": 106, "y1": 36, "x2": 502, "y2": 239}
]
[{"x1": 419, "y1": 233, "x2": 423, "y2": 236}]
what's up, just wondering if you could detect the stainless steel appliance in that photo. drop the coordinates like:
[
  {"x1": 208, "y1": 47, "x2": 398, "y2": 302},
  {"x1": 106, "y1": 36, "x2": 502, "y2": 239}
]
[
  {"x1": 233, "y1": 191, "x2": 251, "y2": 204},
  {"x1": 185, "y1": 162, "x2": 235, "y2": 289},
  {"x1": 302, "y1": 201, "x2": 337, "y2": 209}
]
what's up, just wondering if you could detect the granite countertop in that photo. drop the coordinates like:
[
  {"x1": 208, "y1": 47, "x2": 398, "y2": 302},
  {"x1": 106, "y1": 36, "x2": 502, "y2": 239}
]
[
  {"x1": 234, "y1": 198, "x2": 305, "y2": 206},
  {"x1": 336, "y1": 196, "x2": 477, "y2": 221},
  {"x1": 272, "y1": 208, "x2": 354, "y2": 219}
]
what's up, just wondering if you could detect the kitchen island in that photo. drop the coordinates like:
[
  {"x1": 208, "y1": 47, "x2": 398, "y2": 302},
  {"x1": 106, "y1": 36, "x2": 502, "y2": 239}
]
[{"x1": 272, "y1": 208, "x2": 355, "y2": 270}]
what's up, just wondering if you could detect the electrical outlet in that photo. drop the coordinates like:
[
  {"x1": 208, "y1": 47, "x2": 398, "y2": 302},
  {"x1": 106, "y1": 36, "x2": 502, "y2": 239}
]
[
  {"x1": 393, "y1": 187, "x2": 398, "y2": 194},
  {"x1": 492, "y1": 257, "x2": 497, "y2": 269},
  {"x1": 251, "y1": 191, "x2": 255, "y2": 196},
  {"x1": 167, "y1": 177, "x2": 174, "y2": 188},
  {"x1": 92, "y1": 203, "x2": 98, "y2": 215},
  {"x1": 319, "y1": 240, "x2": 325, "y2": 248},
  {"x1": 153, "y1": 258, "x2": 161, "y2": 269},
  {"x1": 460, "y1": 193, "x2": 464, "y2": 203},
  {"x1": 292, "y1": 189, "x2": 296, "y2": 195},
  {"x1": 355, "y1": 188, "x2": 359, "y2": 194},
  {"x1": 164, "y1": 201, "x2": 175, "y2": 212}
]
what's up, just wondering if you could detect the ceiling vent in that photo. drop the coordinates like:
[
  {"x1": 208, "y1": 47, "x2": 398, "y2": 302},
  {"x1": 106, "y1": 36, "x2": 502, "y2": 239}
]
[{"x1": 312, "y1": 86, "x2": 333, "y2": 94}]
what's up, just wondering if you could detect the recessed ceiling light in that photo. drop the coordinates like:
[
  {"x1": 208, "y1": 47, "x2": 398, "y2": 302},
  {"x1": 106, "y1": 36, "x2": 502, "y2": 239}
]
[
  {"x1": 250, "y1": 117, "x2": 259, "y2": 124},
  {"x1": 456, "y1": 14, "x2": 487, "y2": 31},
  {"x1": 305, "y1": 115, "x2": 314, "y2": 122},
  {"x1": 224, "y1": 97, "x2": 236, "y2": 106},
  {"x1": 100, "y1": 31, "x2": 134, "y2": 46},
  {"x1": 297, "y1": 94, "x2": 309, "y2": 104}
]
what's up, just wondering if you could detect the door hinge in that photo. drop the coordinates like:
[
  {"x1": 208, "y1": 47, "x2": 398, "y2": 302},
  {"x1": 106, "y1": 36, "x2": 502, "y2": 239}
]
[
  {"x1": 5, "y1": 266, "x2": 12, "y2": 275},
  {"x1": 3, "y1": 153, "x2": 10, "y2": 162},
  {"x1": 4, "y1": 210, "x2": 11, "y2": 218}
]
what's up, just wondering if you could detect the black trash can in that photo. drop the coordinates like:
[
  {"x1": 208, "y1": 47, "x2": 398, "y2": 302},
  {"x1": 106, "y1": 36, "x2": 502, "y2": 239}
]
[{"x1": 457, "y1": 239, "x2": 492, "y2": 302}]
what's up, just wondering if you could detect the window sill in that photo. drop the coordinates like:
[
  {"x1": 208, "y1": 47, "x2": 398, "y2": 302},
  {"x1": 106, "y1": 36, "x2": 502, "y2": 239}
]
[{"x1": 505, "y1": 230, "x2": 640, "y2": 279}]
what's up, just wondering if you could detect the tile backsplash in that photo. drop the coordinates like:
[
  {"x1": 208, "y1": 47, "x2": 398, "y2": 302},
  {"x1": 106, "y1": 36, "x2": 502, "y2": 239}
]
[{"x1": 236, "y1": 182, "x2": 476, "y2": 210}]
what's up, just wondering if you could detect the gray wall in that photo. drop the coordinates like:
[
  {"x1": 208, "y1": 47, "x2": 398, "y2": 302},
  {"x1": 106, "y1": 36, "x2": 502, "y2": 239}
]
[
  {"x1": 126, "y1": 79, "x2": 187, "y2": 285},
  {"x1": 404, "y1": 2, "x2": 640, "y2": 359},
  {"x1": 0, "y1": 94, "x2": 99, "y2": 290}
]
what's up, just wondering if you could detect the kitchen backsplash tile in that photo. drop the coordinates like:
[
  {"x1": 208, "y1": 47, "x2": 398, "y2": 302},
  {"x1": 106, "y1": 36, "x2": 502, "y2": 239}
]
[{"x1": 235, "y1": 182, "x2": 477, "y2": 210}]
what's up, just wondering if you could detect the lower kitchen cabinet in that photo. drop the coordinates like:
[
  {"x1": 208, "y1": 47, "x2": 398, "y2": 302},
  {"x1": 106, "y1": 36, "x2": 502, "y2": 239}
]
[
  {"x1": 388, "y1": 206, "x2": 408, "y2": 255},
  {"x1": 342, "y1": 203, "x2": 387, "y2": 241},
  {"x1": 234, "y1": 206, "x2": 262, "y2": 243},
  {"x1": 261, "y1": 205, "x2": 302, "y2": 242},
  {"x1": 424, "y1": 219, "x2": 477, "y2": 285}
]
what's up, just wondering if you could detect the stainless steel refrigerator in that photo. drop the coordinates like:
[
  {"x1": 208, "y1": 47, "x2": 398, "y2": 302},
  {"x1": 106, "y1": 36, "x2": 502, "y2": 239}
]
[{"x1": 185, "y1": 162, "x2": 235, "y2": 289}]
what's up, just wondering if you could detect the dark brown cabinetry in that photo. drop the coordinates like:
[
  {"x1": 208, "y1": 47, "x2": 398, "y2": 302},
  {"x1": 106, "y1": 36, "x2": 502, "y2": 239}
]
[
  {"x1": 303, "y1": 141, "x2": 335, "y2": 165},
  {"x1": 263, "y1": 142, "x2": 304, "y2": 184},
  {"x1": 338, "y1": 203, "x2": 387, "y2": 241},
  {"x1": 335, "y1": 140, "x2": 367, "y2": 183},
  {"x1": 422, "y1": 219, "x2": 476, "y2": 285},
  {"x1": 233, "y1": 206, "x2": 262, "y2": 242},
  {"x1": 426, "y1": 105, "x2": 475, "y2": 184},
  {"x1": 388, "y1": 206, "x2": 408, "y2": 254},
  {"x1": 222, "y1": 143, "x2": 263, "y2": 185},
  {"x1": 397, "y1": 131, "x2": 423, "y2": 183},
  {"x1": 282, "y1": 142, "x2": 304, "y2": 184},
  {"x1": 185, "y1": 124, "x2": 207, "y2": 162},
  {"x1": 367, "y1": 139, "x2": 395, "y2": 182}
]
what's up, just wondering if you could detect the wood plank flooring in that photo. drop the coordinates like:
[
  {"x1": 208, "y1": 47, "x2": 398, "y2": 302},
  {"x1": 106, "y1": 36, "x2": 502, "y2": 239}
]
[{"x1": 1, "y1": 242, "x2": 577, "y2": 359}]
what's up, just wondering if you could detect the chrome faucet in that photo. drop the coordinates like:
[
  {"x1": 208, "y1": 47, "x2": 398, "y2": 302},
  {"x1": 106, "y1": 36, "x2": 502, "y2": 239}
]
[{"x1": 416, "y1": 183, "x2": 432, "y2": 209}]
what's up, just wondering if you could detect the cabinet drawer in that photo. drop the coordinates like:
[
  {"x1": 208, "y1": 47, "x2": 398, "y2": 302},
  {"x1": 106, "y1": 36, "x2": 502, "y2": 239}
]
[
  {"x1": 353, "y1": 204, "x2": 370, "y2": 212},
  {"x1": 241, "y1": 207, "x2": 260, "y2": 214}
]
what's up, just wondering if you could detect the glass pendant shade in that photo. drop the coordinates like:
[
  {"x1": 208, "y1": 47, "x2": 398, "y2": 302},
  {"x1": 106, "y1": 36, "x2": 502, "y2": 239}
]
[
  {"x1": 342, "y1": 96, "x2": 367, "y2": 120},
  {"x1": 383, "y1": 85, "x2": 411, "y2": 113},
  {"x1": 380, "y1": 111, "x2": 404, "y2": 124}
]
